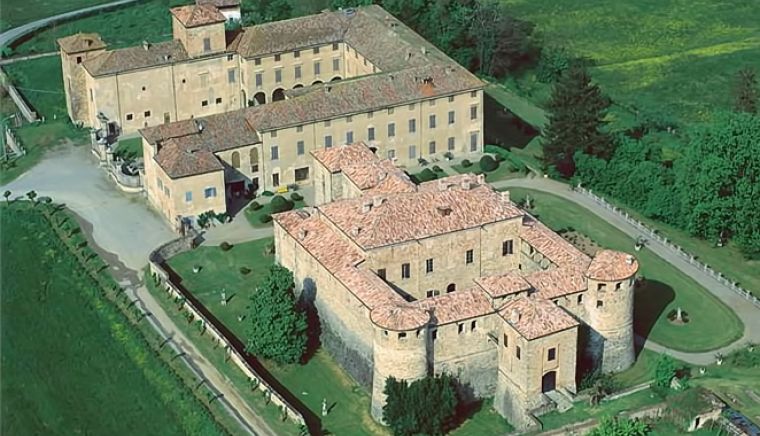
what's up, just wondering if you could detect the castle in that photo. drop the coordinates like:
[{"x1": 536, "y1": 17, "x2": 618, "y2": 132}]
[
  {"x1": 57, "y1": 2, "x2": 484, "y2": 228},
  {"x1": 273, "y1": 143, "x2": 638, "y2": 429}
]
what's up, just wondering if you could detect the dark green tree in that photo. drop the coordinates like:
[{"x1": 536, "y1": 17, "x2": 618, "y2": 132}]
[
  {"x1": 383, "y1": 374, "x2": 458, "y2": 436},
  {"x1": 543, "y1": 65, "x2": 613, "y2": 177},
  {"x1": 331, "y1": 0, "x2": 373, "y2": 9},
  {"x1": 470, "y1": 0, "x2": 537, "y2": 77},
  {"x1": 653, "y1": 353, "x2": 678, "y2": 389},
  {"x1": 734, "y1": 67, "x2": 758, "y2": 114},
  {"x1": 241, "y1": 0, "x2": 292, "y2": 25},
  {"x1": 3, "y1": 190, "x2": 10, "y2": 203},
  {"x1": 246, "y1": 264, "x2": 307, "y2": 364},
  {"x1": 588, "y1": 416, "x2": 650, "y2": 436}
]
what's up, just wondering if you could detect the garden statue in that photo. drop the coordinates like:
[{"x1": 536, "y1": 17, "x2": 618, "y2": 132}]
[{"x1": 322, "y1": 398, "x2": 327, "y2": 417}]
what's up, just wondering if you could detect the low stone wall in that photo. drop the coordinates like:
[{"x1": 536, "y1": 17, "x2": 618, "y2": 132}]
[{"x1": 148, "y1": 235, "x2": 313, "y2": 431}]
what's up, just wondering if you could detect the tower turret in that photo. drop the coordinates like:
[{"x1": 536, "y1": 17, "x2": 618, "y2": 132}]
[
  {"x1": 170, "y1": 4, "x2": 227, "y2": 58},
  {"x1": 584, "y1": 250, "x2": 638, "y2": 372},
  {"x1": 369, "y1": 304, "x2": 430, "y2": 423},
  {"x1": 57, "y1": 33, "x2": 107, "y2": 125}
]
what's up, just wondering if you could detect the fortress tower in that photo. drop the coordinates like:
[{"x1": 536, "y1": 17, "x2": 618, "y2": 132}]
[
  {"x1": 583, "y1": 250, "x2": 638, "y2": 372},
  {"x1": 57, "y1": 33, "x2": 107, "y2": 125},
  {"x1": 369, "y1": 305, "x2": 430, "y2": 422}
]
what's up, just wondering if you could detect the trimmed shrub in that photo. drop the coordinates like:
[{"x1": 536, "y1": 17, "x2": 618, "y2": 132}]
[
  {"x1": 417, "y1": 168, "x2": 437, "y2": 182},
  {"x1": 432, "y1": 165, "x2": 444, "y2": 173},
  {"x1": 259, "y1": 214, "x2": 273, "y2": 223},
  {"x1": 269, "y1": 195, "x2": 294, "y2": 214},
  {"x1": 443, "y1": 151, "x2": 454, "y2": 160},
  {"x1": 240, "y1": 267, "x2": 252, "y2": 275},
  {"x1": 479, "y1": 155, "x2": 499, "y2": 172},
  {"x1": 494, "y1": 153, "x2": 504, "y2": 162},
  {"x1": 261, "y1": 190, "x2": 275, "y2": 197},
  {"x1": 220, "y1": 242, "x2": 233, "y2": 251},
  {"x1": 248, "y1": 201, "x2": 262, "y2": 211},
  {"x1": 290, "y1": 192, "x2": 303, "y2": 202},
  {"x1": 461, "y1": 159, "x2": 472, "y2": 168}
]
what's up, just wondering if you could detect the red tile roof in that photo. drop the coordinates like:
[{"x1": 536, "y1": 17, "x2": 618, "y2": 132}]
[
  {"x1": 586, "y1": 250, "x2": 639, "y2": 281},
  {"x1": 310, "y1": 142, "x2": 376, "y2": 173},
  {"x1": 413, "y1": 288, "x2": 493, "y2": 325},
  {"x1": 498, "y1": 295, "x2": 579, "y2": 340},
  {"x1": 475, "y1": 273, "x2": 533, "y2": 298},
  {"x1": 196, "y1": 0, "x2": 239, "y2": 8},
  {"x1": 153, "y1": 137, "x2": 224, "y2": 179},
  {"x1": 171, "y1": 4, "x2": 226, "y2": 28},
  {"x1": 370, "y1": 304, "x2": 430, "y2": 331},
  {"x1": 57, "y1": 33, "x2": 106, "y2": 53},
  {"x1": 524, "y1": 266, "x2": 587, "y2": 299},
  {"x1": 520, "y1": 215, "x2": 591, "y2": 269}
]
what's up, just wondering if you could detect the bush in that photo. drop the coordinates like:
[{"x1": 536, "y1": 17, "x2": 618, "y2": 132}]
[
  {"x1": 479, "y1": 155, "x2": 499, "y2": 172},
  {"x1": 461, "y1": 159, "x2": 472, "y2": 168},
  {"x1": 494, "y1": 153, "x2": 504, "y2": 162},
  {"x1": 220, "y1": 242, "x2": 233, "y2": 251},
  {"x1": 259, "y1": 214, "x2": 272, "y2": 223},
  {"x1": 443, "y1": 151, "x2": 454, "y2": 160},
  {"x1": 269, "y1": 195, "x2": 294, "y2": 214},
  {"x1": 416, "y1": 168, "x2": 437, "y2": 182},
  {"x1": 240, "y1": 266, "x2": 251, "y2": 275},
  {"x1": 432, "y1": 165, "x2": 444, "y2": 173},
  {"x1": 261, "y1": 190, "x2": 274, "y2": 197},
  {"x1": 536, "y1": 46, "x2": 573, "y2": 84},
  {"x1": 248, "y1": 201, "x2": 262, "y2": 211},
  {"x1": 290, "y1": 192, "x2": 303, "y2": 202}
]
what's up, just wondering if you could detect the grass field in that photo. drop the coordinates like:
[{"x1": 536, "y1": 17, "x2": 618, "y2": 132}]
[
  {"x1": 0, "y1": 0, "x2": 114, "y2": 32},
  {"x1": 114, "y1": 136, "x2": 144, "y2": 160},
  {"x1": 0, "y1": 203, "x2": 227, "y2": 435},
  {"x1": 501, "y1": 0, "x2": 760, "y2": 123},
  {"x1": 507, "y1": 188, "x2": 743, "y2": 352},
  {"x1": 3, "y1": 56, "x2": 67, "y2": 119}
]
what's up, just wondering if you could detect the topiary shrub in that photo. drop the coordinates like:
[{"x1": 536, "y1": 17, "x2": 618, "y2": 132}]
[
  {"x1": 220, "y1": 241, "x2": 233, "y2": 251},
  {"x1": 259, "y1": 214, "x2": 273, "y2": 223},
  {"x1": 479, "y1": 155, "x2": 499, "y2": 172},
  {"x1": 417, "y1": 168, "x2": 437, "y2": 182},
  {"x1": 269, "y1": 195, "x2": 295, "y2": 213},
  {"x1": 461, "y1": 159, "x2": 472, "y2": 168},
  {"x1": 290, "y1": 192, "x2": 303, "y2": 202},
  {"x1": 261, "y1": 190, "x2": 275, "y2": 197},
  {"x1": 240, "y1": 266, "x2": 252, "y2": 275},
  {"x1": 493, "y1": 153, "x2": 504, "y2": 162},
  {"x1": 432, "y1": 165, "x2": 444, "y2": 173},
  {"x1": 248, "y1": 201, "x2": 262, "y2": 211},
  {"x1": 443, "y1": 151, "x2": 454, "y2": 160}
]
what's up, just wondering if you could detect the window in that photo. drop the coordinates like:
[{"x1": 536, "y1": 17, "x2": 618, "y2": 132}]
[
  {"x1": 294, "y1": 65, "x2": 302, "y2": 79},
  {"x1": 597, "y1": 283, "x2": 607, "y2": 291},
  {"x1": 466, "y1": 249, "x2": 474, "y2": 264},
  {"x1": 293, "y1": 50, "x2": 300, "y2": 58},
  {"x1": 156, "y1": 178, "x2": 163, "y2": 190},
  {"x1": 271, "y1": 146, "x2": 279, "y2": 160},
  {"x1": 185, "y1": 191, "x2": 192, "y2": 202},
  {"x1": 274, "y1": 54, "x2": 281, "y2": 62},
  {"x1": 313, "y1": 47, "x2": 320, "y2": 54},
  {"x1": 387, "y1": 123, "x2": 395, "y2": 137},
  {"x1": 228, "y1": 68, "x2": 236, "y2": 83},
  {"x1": 294, "y1": 167, "x2": 309, "y2": 181},
  {"x1": 448, "y1": 137, "x2": 455, "y2": 151},
  {"x1": 332, "y1": 42, "x2": 339, "y2": 51},
  {"x1": 76, "y1": 56, "x2": 82, "y2": 64},
  {"x1": 250, "y1": 148, "x2": 259, "y2": 172},
  {"x1": 254, "y1": 57, "x2": 261, "y2": 65},
  {"x1": 471, "y1": 320, "x2": 477, "y2": 331},
  {"x1": 470, "y1": 131, "x2": 479, "y2": 151},
  {"x1": 471, "y1": 90, "x2": 477, "y2": 98},
  {"x1": 346, "y1": 115, "x2": 353, "y2": 123},
  {"x1": 398, "y1": 332, "x2": 407, "y2": 339},
  {"x1": 314, "y1": 61, "x2": 321, "y2": 75},
  {"x1": 458, "y1": 324, "x2": 464, "y2": 334},
  {"x1": 272, "y1": 173, "x2": 280, "y2": 187},
  {"x1": 548, "y1": 348, "x2": 556, "y2": 361},
  {"x1": 448, "y1": 95, "x2": 455, "y2": 103},
  {"x1": 203, "y1": 37, "x2": 211, "y2": 52},
  {"x1": 201, "y1": 100, "x2": 209, "y2": 107},
  {"x1": 324, "y1": 120, "x2": 331, "y2": 127},
  {"x1": 324, "y1": 135, "x2": 333, "y2": 148},
  {"x1": 200, "y1": 72, "x2": 209, "y2": 86},
  {"x1": 577, "y1": 294, "x2": 583, "y2": 304},
  {"x1": 425, "y1": 258, "x2": 434, "y2": 273},
  {"x1": 503, "y1": 334, "x2": 508, "y2": 348},
  {"x1": 387, "y1": 149, "x2": 396, "y2": 159},
  {"x1": 502, "y1": 240, "x2": 514, "y2": 255},
  {"x1": 428, "y1": 141, "x2": 436, "y2": 154},
  {"x1": 332, "y1": 58, "x2": 340, "y2": 72},
  {"x1": 429, "y1": 99, "x2": 436, "y2": 107},
  {"x1": 346, "y1": 131, "x2": 354, "y2": 144},
  {"x1": 447, "y1": 283, "x2": 456, "y2": 293},
  {"x1": 255, "y1": 73, "x2": 263, "y2": 87},
  {"x1": 367, "y1": 127, "x2": 375, "y2": 141},
  {"x1": 377, "y1": 268, "x2": 386, "y2": 280},
  {"x1": 426, "y1": 290, "x2": 439, "y2": 298},
  {"x1": 215, "y1": 97, "x2": 222, "y2": 104},
  {"x1": 470, "y1": 105, "x2": 478, "y2": 120},
  {"x1": 297, "y1": 140, "x2": 305, "y2": 156},
  {"x1": 204, "y1": 187, "x2": 217, "y2": 198},
  {"x1": 401, "y1": 263, "x2": 410, "y2": 279},
  {"x1": 431, "y1": 329, "x2": 438, "y2": 341},
  {"x1": 275, "y1": 69, "x2": 282, "y2": 83},
  {"x1": 227, "y1": 54, "x2": 234, "y2": 61},
  {"x1": 231, "y1": 151, "x2": 240, "y2": 168},
  {"x1": 408, "y1": 145, "x2": 416, "y2": 159},
  {"x1": 367, "y1": 111, "x2": 374, "y2": 119},
  {"x1": 615, "y1": 282, "x2": 622, "y2": 290},
  {"x1": 164, "y1": 187, "x2": 170, "y2": 197},
  {"x1": 596, "y1": 300, "x2": 604, "y2": 308},
  {"x1": 387, "y1": 107, "x2": 394, "y2": 115},
  {"x1": 141, "y1": 86, "x2": 146, "y2": 92},
  {"x1": 144, "y1": 110, "x2": 151, "y2": 117},
  {"x1": 164, "y1": 112, "x2": 170, "y2": 124},
  {"x1": 408, "y1": 118, "x2": 416, "y2": 133},
  {"x1": 296, "y1": 125, "x2": 303, "y2": 133},
  {"x1": 429, "y1": 114, "x2": 436, "y2": 128},
  {"x1": 448, "y1": 110, "x2": 455, "y2": 125},
  {"x1": 90, "y1": 89, "x2": 94, "y2": 101},
  {"x1": 516, "y1": 346, "x2": 521, "y2": 359}
]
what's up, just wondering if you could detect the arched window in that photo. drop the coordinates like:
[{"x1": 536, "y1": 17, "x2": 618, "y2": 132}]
[
  {"x1": 250, "y1": 148, "x2": 259, "y2": 172},
  {"x1": 231, "y1": 151, "x2": 240, "y2": 168},
  {"x1": 272, "y1": 88, "x2": 285, "y2": 102},
  {"x1": 447, "y1": 283, "x2": 456, "y2": 293}
]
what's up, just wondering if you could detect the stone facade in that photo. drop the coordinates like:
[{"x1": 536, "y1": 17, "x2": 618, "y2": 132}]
[{"x1": 272, "y1": 147, "x2": 639, "y2": 430}]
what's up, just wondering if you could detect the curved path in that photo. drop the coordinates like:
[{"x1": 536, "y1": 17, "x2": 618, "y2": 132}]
[{"x1": 491, "y1": 177, "x2": 760, "y2": 366}]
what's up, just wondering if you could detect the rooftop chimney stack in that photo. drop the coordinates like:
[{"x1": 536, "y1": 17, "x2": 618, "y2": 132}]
[
  {"x1": 509, "y1": 309, "x2": 520, "y2": 324},
  {"x1": 142, "y1": 41, "x2": 150, "y2": 51},
  {"x1": 298, "y1": 229, "x2": 308, "y2": 240},
  {"x1": 626, "y1": 255, "x2": 634, "y2": 265},
  {"x1": 501, "y1": 191, "x2": 510, "y2": 203},
  {"x1": 361, "y1": 202, "x2": 372, "y2": 213}
]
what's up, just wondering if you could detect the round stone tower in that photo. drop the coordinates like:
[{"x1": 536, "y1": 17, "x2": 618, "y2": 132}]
[
  {"x1": 369, "y1": 304, "x2": 430, "y2": 423},
  {"x1": 584, "y1": 250, "x2": 638, "y2": 373}
]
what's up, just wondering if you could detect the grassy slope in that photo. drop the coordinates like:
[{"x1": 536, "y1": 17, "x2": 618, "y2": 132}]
[
  {"x1": 0, "y1": 0, "x2": 113, "y2": 31},
  {"x1": 0, "y1": 204, "x2": 221, "y2": 435},
  {"x1": 502, "y1": 0, "x2": 760, "y2": 122},
  {"x1": 507, "y1": 188, "x2": 743, "y2": 352}
]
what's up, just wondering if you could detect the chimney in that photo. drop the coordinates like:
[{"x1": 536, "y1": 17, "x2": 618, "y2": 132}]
[
  {"x1": 361, "y1": 201, "x2": 372, "y2": 213},
  {"x1": 298, "y1": 229, "x2": 308, "y2": 240},
  {"x1": 142, "y1": 41, "x2": 150, "y2": 51},
  {"x1": 460, "y1": 180, "x2": 471, "y2": 190},
  {"x1": 477, "y1": 174, "x2": 485, "y2": 185},
  {"x1": 626, "y1": 255, "x2": 634, "y2": 265},
  {"x1": 501, "y1": 191, "x2": 510, "y2": 203},
  {"x1": 195, "y1": 120, "x2": 204, "y2": 133},
  {"x1": 372, "y1": 196, "x2": 384, "y2": 208},
  {"x1": 509, "y1": 308, "x2": 520, "y2": 324}
]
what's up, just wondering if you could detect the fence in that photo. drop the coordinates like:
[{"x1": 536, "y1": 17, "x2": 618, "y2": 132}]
[
  {"x1": 4, "y1": 127, "x2": 26, "y2": 157},
  {"x1": 148, "y1": 235, "x2": 311, "y2": 432},
  {"x1": 0, "y1": 67, "x2": 38, "y2": 122},
  {"x1": 575, "y1": 187, "x2": 760, "y2": 309}
]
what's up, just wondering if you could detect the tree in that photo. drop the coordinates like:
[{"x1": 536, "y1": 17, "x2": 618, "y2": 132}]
[
  {"x1": 654, "y1": 353, "x2": 678, "y2": 389},
  {"x1": 245, "y1": 264, "x2": 307, "y2": 364},
  {"x1": 383, "y1": 374, "x2": 458, "y2": 436},
  {"x1": 588, "y1": 416, "x2": 650, "y2": 436},
  {"x1": 26, "y1": 190, "x2": 37, "y2": 205},
  {"x1": 241, "y1": 0, "x2": 292, "y2": 26},
  {"x1": 470, "y1": 0, "x2": 537, "y2": 77},
  {"x1": 3, "y1": 190, "x2": 10, "y2": 203},
  {"x1": 734, "y1": 67, "x2": 758, "y2": 114},
  {"x1": 543, "y1": 65, "x2": 613, "y2": 177}
]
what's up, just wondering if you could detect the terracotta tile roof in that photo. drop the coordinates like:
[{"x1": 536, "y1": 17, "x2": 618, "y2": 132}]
[
  {"x1": 370, "y1": 304, "x2": 430, "y2": 331},
  {"x1": 83, "y1": 40, "x2": 188, "y2": 76},
  {"x1": 520, "y1": 215, "x2": 591, "y2": 269},
  {"x1": 310, "y1": 142, "x2": 376, "y2": 172},
  {"x1": 243, "y1": 63, "x2": 481, "y2": 131},
  {"x1": 140, "y1": 110, "x2": 259, "y2": 151},
  {"x1": 364, "y1": 170, "x2": 416, "y2": 195},
  {"x1": 154, "y1": 137, "x2": 224, "y2": 179},
  {"x1": 57, "y1": 33, "x2": 106, "y2": 53},
  {"x1": 320, "y1": 184, "x2": 522, "y2": 249},
  {"x1": 413, "y1": 288, "x2": 493, "y2": 326},
  {"x1": 197, "y1": 0, "x2": 240, "y2": 8},
  {"x1": 417, "y1": 173, "x2": 485, "y2": 192},
  {"x1": 586, "y1": 250, "x2": 639, "y2": 281},
  {"x1": 475, "y1": 273, "x2": 532, "y2": 298},
  {"x1": 524, "y1": 266, "x2": 587, "y2": 299},
  {"x1": 498, "y1": 295, "x2": 579, "y2": 340},
  {"x1": 171, "y1": 4, "x2": 226, "y2": 28},
  {"x1": 342, "y1": 159, "x2": 404, "y2": 190}
]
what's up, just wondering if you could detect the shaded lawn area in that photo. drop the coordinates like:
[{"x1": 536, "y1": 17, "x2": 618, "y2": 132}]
[
  {"x1": 507, "y1": 188, "x2": 743, "y2": 352},
  {"x1": 0, "y1": 204, "x2": 225, "y2": 435},
  {"x1": 115, "y1": 136, "x2": 144, "y2": 160},
  {"x1": 0, "y1": 0, "x2": 114, "y2": 31},
  {"x1": 245, "y1": 198, "x2": 306, "y2": 228},
  {"x1": 612, "y1": 348, "x2": 661, "y2": 389}
]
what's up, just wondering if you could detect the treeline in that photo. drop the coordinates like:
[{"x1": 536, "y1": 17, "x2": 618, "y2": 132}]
[{"x1": 544, "y1": 65, "x2": 760, "y2": 259}]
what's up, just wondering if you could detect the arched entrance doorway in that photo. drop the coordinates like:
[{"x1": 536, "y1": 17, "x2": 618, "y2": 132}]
[
  {"x1": 272, "y1": 88, "x2": 285, "y2": 102},
  {"x1": 541, "y1": 371, "x2": 557, "y2": 393},
  {"x1": 252, "y1": 92, "x2": 266, "y2": 106}
]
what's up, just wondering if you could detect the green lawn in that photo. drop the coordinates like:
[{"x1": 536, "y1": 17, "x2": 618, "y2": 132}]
[
  {"x1": 3, "y1": 56, "x2": 67, "y2": 119},
  {"x1": 507, "y1": 188, "x2": 743, "y2": 352},
  {"x1": 692, "y1": 347, "x2": 760, "y2": 423},
  {"x1": 245, "y1": 198, "x2": 306, "y2": 228},
  {"x1": 612, "y1": 349, "x2": 661, "y2": 389},
  {"x1": 501, "y1": 0, "x2": 760, "y2": 123},
  {"x1": 115, "y1": 136, "x2": 144, "y2": 160},
  {"x1": 0, "y1": 0, "x2": 114, "y2": 32},
  {"x1": 1, "y1": 203, "x2": 227, "y2": 435}
]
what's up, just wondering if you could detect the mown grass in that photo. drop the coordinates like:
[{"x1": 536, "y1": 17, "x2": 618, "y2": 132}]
[
  {"x1": 507, "y1": 188, "x2": 744, "y2": 352},
  {"x1": 3, "y1": 56, "x2": 67, "y2": 119},
  {"x1": 0, "y1": 0, "x2": 114, "y2": 32},
  {"x1": 115, "y1": 136, "x2": 144, "y2": 160},
  {"x1": 0, "y1": 203, "x2": 228, "y2": 435}
]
